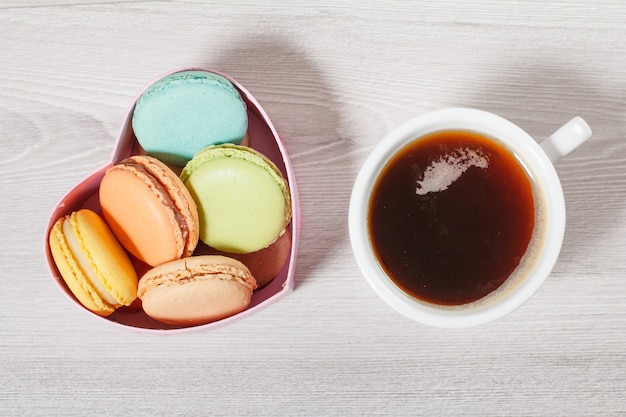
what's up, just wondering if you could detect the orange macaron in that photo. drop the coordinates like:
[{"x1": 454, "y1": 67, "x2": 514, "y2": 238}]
[{"x1": 99, "y1": 155, "x2": 199, "y2": 267}]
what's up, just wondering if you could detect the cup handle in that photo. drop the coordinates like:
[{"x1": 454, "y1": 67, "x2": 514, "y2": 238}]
[{"x1": 540, "y1": 117, "x2": 592, "y2": 163}]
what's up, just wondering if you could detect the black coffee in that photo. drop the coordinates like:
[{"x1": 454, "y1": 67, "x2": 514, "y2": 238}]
[{"x1": 368, "y1": 130, "x2": 535, "y2": 305}]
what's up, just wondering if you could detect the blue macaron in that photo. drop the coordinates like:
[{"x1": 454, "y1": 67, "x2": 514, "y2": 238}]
[{"x1": 132, "y1": 70, "x2": 248, "y2": 166}]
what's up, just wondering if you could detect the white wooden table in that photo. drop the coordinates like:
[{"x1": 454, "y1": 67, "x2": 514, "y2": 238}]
[{"x1": 2, "y1": 1, "x2": 625, "y2": 415}]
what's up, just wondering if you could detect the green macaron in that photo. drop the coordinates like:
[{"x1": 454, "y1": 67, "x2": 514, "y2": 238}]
[
  {"x1": 132, "y1": 70, "x2": 248, "y2": 166},
  {"x1": 180, "y1": 144, "x2": 292, "y2": 254}
]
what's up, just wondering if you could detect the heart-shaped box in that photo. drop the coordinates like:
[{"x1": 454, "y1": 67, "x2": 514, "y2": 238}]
[{"x1": 44, "y1": 68, "x2": 301, "y2": 332}]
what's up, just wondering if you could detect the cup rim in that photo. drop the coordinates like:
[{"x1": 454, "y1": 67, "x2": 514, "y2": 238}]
[{"x1": 349, "y1": 107, "x2": 566, "y2": 328}]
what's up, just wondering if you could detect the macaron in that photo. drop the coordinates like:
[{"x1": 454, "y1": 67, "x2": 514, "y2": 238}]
[
  {"x1": 180, "y1": 144, "x2": 292, "y2": 254},
  {"x1": 48, "y1": 209, "x2": 138, "y2": 316},
  {"x1": 99, "y1": 155, "x2": 199, "y2": 267},
  {"x1": 138, "y1": 255, "x2": 258, "y2": 326},
  {"x1": 132, "y1": 70, "x2": 248, "y2": 166},
  {"x1": 195, "y1": 230, "x2": 292, "y2": 288}
]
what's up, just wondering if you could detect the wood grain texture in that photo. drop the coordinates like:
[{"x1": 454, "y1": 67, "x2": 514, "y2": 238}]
[{"x1": 1, "y1": 1, "x2": 626, "y2": 416}]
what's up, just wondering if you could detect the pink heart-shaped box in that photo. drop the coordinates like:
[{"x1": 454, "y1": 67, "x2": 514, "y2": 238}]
[{"x1": 44, "y1": 68, "x2": 301, "y2": 332}]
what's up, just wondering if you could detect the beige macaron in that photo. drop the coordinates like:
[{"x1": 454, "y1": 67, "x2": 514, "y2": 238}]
[{"x1": 137, "y1": 255, "x2": 258, "y2": 326}]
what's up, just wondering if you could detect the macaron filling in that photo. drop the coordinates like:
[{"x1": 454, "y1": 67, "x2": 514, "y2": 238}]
[
  {"x1": 62, "y1": 216, "x2": 120, "y2": 308},
  {"x1": 138, "y1": 260, "x2": 257, "y2": 299},
  {"x1": 141, "y1": 71, "x2": 240, "y2": 98}
]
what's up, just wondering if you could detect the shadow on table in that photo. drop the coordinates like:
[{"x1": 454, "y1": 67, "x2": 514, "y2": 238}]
[{"x1": 203, "y1": 35, "x2": 351, "y2": 288}]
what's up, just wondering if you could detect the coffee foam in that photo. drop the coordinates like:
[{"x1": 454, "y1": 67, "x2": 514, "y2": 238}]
[{"x1": 415, "y1": 148, "x2": 489, "y2": 195}]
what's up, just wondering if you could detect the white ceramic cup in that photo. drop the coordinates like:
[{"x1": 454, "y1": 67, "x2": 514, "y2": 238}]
[{"x1": 349, "y1": 108, "x2": 591, "y2": 328}]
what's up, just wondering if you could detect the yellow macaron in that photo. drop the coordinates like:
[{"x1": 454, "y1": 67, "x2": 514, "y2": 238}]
[{"x1": 48, "y1": 209, "x2": 138, "y2": 316}]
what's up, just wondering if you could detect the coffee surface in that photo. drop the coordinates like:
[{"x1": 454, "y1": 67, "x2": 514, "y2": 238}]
[{"x1": 369, "y1": 130, "x2": 535, "y2": 305}]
